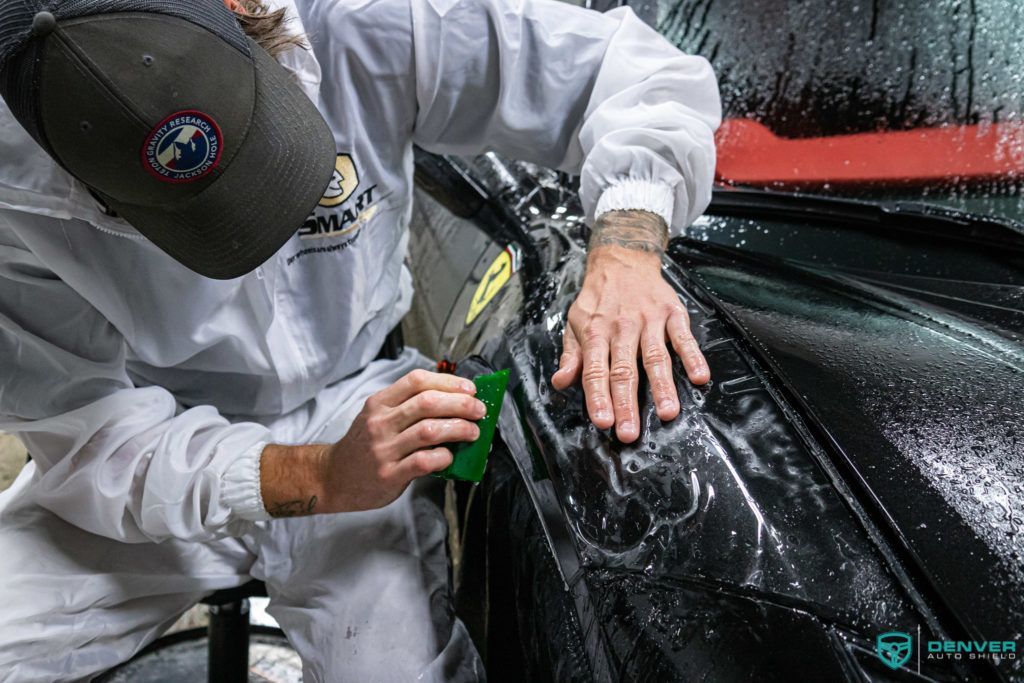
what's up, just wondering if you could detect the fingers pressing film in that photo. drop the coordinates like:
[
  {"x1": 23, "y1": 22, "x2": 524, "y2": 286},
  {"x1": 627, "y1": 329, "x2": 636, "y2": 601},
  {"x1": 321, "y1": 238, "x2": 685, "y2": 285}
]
[
  {"x1": 667, "y1": 307, "x2": 710, "y2": 385},
  {"x1": 580, "y1": 324, "x2": 615, "y2": 430},
  {"x1": 549, "y1": 258, "x2": 712, "y2": 439},
  {"x1": 551, "y1": 325, "x2": 583, "y2": 390},
  {"x1": 641, "y1": 323, "x2": 680, "y2": 421},
  {"x1": 551, "y1": 303, "x2": 709, "y2": 438},
  {"x1": 608, "y1": 318, "x2": 642, "y2": 443}
]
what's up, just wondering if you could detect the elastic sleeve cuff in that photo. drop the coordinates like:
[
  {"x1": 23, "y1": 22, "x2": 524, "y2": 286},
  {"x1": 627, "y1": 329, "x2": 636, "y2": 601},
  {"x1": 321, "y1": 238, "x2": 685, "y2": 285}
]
[
  {"x1": 221, "y1": 440, "x2": 272, "y2": 522},
  {"x1": 594, "y1": 179, "x2": 675, "y2": 230}
]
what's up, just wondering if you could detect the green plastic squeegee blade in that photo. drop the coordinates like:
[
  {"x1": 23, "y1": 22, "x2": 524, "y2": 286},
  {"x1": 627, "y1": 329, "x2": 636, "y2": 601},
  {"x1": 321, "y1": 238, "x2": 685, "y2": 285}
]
[{"x1": 437, "y1": 369, "x2": 510, "y2": 482}]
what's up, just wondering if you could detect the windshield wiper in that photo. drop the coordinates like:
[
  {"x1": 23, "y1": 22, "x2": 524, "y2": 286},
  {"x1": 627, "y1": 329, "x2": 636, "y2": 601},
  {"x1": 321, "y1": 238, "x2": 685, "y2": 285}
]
[{"x1": 707, "y1": 188, "x2": 1024, "y2": 253}]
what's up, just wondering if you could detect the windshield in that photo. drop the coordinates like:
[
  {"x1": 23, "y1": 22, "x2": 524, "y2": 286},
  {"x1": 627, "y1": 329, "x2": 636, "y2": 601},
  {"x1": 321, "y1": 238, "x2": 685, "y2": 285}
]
[{"x1": 654, "y1": 0, "x2": 1024, "y2": 224}]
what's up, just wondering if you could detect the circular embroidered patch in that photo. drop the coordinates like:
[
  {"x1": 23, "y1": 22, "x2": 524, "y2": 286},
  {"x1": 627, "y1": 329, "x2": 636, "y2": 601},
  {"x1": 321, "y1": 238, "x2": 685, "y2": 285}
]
[{"x1": 142, "y1": 110, "x2": 222, "y2": 183}]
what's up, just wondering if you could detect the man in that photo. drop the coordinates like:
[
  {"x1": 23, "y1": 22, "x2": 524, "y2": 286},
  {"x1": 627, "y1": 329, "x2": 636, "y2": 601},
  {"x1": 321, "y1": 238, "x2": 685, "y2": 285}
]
[{"x1": 0, "y1": 0, "x2": 718, "y2": 679}]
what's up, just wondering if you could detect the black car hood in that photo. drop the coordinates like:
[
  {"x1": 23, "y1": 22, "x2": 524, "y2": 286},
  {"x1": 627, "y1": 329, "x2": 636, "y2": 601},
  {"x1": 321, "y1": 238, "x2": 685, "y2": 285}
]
[
  {"x1": 672, "y1": 241, "x2": 1024, "y2": 645},
  {"x1": 481, "y1": 229, "x2": 1022, "y2": 680}
]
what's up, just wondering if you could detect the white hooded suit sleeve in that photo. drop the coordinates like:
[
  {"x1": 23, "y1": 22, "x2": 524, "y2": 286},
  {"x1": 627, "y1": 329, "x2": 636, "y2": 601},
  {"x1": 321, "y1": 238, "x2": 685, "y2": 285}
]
[
  {"x1": 0, "y1": 216, "x2": 271, "y2": 543},
  {"x1": 408, "y1": 0, "x2": 721, "y2": 234}
]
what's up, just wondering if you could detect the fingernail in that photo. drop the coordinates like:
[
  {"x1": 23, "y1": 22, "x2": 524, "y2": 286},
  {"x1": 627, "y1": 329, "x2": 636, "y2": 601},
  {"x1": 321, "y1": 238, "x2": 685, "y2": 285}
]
[
  {"x1": 595, "y1": 410, "x2": 612, "y2": 422},
  {"x1": 461, "y1": 380, "x2": 476, "y2": 392},
  {"x1": 659, "y1": 399, "x2": 675, "y2": 412},
  {"x1": 476, "y1": 400, "x2": 487, "y2": 417},
  {"x1": 620, "y1": 421, "x2": 635, "y2": 433}
]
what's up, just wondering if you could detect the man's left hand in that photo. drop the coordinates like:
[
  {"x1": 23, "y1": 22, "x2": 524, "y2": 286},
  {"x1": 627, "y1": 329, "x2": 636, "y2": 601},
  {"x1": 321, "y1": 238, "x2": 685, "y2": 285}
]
[{"x1": 551, "y1": 209, "x2": 710, "y2": 443}]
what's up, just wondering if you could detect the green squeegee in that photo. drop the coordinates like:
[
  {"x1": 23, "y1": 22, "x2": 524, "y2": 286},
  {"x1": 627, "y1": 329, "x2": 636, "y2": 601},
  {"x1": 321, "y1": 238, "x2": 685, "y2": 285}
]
[{"x1": 435, "y1": 369, "x2": 510, "y2": 482}]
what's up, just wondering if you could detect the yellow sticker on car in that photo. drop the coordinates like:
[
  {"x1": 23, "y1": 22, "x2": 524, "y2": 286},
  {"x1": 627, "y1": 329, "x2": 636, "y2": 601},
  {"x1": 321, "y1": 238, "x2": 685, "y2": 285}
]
[{"x1": 466, "y1": 244, "x2": 522, "y2": 325}]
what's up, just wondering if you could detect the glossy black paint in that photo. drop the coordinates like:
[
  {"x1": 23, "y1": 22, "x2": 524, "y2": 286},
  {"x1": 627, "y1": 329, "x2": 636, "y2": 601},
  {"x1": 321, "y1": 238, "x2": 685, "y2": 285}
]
[
  {"x1": 407, "y1": 151, "x2": 1023, "y2": 682},
  {"x1": 674, "y1": 233, "x2": 1024, "y2": 648}
]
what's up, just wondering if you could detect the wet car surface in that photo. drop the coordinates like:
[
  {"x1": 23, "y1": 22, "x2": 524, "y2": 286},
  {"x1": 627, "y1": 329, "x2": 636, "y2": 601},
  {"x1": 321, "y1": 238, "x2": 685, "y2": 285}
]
[
  {"x1": 405, "y1": 1, "x2": 1024, "y2": 679},
  {"x1": 406, "y1": 153, "x2": 1023, "y2": 680}
]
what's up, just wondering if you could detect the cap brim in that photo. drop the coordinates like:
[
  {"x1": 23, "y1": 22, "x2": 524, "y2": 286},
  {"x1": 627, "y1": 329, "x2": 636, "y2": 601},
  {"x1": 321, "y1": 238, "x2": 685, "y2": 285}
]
[{"x1": 107, "y1": 41, "x2": 336, "y2": 280}]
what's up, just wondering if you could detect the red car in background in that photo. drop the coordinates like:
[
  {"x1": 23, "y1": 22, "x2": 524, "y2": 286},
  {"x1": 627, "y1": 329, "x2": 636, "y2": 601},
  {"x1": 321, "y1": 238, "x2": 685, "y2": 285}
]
[{"x1": 651, "y1": 0, "x2": 1024, "y2": 218}]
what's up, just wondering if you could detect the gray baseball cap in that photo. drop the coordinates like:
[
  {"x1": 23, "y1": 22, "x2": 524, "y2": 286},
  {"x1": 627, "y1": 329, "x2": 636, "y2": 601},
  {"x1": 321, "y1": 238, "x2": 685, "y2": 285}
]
[{"x1": 0, "y1": 0, "x2": 336, "y2": 279}]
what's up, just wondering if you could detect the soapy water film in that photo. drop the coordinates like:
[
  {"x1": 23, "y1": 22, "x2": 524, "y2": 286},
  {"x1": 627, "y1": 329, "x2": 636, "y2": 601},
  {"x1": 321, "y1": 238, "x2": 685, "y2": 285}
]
[{"x1": 503, "y1": 249, "x2": 918, "y2": 632}]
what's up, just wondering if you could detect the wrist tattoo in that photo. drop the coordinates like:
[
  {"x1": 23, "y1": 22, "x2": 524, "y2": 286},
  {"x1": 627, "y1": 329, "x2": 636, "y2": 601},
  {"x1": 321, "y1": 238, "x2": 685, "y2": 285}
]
[
  {"x1": 589, "y1": 210, "x2": 668, "y2": 255},
  {"x1": 267, "y1": 495, "x2": 318, "y2": 518}
]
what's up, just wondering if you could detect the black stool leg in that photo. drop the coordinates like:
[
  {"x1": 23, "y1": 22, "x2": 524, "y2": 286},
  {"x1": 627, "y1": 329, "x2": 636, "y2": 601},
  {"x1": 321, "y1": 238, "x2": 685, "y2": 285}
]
[{"x1": 207, "y1": 599, "x2": 250, "y2": 683}]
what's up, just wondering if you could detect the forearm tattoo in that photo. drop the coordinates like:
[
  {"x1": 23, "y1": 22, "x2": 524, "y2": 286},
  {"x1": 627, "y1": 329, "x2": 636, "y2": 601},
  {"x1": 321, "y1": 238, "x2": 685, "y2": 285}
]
[
  {"x1": 267, "y1": 495, "x2": 318, "y2": 518},
  {"x1": 589, "y1": 210, "x2": 669, "y2": 255}
]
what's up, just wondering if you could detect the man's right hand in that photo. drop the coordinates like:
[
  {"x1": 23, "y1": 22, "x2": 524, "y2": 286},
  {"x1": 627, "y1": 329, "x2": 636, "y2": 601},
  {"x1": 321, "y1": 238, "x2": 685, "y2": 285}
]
[{"x1": 259, "y1": 369, "x2": 485, "y2": 517}]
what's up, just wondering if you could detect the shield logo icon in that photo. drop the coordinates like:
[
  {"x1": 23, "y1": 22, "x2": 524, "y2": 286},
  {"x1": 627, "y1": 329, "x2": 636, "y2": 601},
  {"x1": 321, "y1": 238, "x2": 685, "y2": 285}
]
[
  {"x1": 876, "y1": 632, "x2": 913, "y2": 670},
  {"x1": 319, "y1": 154, "x2": 360, "y2": 208}
]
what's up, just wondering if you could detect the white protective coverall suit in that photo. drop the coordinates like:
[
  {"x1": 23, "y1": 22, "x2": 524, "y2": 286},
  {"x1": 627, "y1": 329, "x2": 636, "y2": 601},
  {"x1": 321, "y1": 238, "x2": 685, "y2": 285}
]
[{"x1": 0, "y1": 0, "x2": 720, "y2": 679}]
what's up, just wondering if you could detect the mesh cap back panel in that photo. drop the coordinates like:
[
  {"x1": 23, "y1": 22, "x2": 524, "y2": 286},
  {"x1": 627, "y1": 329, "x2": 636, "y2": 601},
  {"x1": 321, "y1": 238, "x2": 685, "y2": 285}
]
[
  {"x1": 52, "y1": 0, "x2": 249, "y2": 54},
  {"x1": 0, "y1": 0, "x2": 38, "y2": 66},
  {"x1": 0, "y1": 0, "x2": 250, "y2": 156},
  {"x1": 0, "y1": 0, "x2": 249, "y2": 67},
  {"x1": 0, "y1": 38, "x2": 49, "y2": 154}
]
